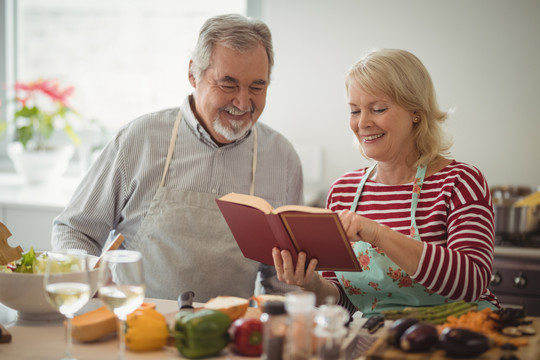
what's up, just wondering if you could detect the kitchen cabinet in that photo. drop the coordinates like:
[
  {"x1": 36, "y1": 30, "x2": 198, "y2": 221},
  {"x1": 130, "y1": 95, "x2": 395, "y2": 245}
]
[{"x1": 0, "y1": 173, "x2": 81, "y2": 252}]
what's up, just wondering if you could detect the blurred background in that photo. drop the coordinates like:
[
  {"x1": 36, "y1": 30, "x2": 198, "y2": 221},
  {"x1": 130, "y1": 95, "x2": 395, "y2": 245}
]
[{"x1": 1, "y1": 0, "x2": 539, "y2": 249}]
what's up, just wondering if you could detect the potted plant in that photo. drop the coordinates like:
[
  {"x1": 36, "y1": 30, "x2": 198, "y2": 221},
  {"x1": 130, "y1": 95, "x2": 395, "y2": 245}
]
[{"x1": 0, "y1": 78, "x2": 81, "y2": 184}]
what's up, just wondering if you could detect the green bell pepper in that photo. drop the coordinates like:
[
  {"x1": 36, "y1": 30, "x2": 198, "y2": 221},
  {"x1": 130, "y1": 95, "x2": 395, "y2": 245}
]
[{"x1": 174, "y1": 309, "x2": 231, "y2": 358}]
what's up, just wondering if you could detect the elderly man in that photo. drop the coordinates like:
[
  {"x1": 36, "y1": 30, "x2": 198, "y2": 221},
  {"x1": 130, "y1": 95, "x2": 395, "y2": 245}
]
[{"x1": 52, "y1": 14, "x2": 303, "y2": 302}]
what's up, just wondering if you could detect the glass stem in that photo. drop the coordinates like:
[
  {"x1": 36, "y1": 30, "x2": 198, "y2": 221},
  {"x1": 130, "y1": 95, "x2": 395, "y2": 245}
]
[
  {"x1": 65, "y1": 315, "x2": 74, "y2": 359},
  {"x1": 118, "y1": 318, "x2": 126, "y2": 360}
]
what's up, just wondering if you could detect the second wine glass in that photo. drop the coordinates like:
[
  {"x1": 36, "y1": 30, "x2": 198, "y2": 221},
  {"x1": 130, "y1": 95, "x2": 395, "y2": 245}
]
[{"x1": 97, "y1": 249, "x2": 145, "y2": 360}]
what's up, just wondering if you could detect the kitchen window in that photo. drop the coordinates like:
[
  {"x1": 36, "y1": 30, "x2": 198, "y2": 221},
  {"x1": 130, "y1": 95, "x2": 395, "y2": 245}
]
[{"x1": 0, "y1": 0, "x2": 258, "y2": 169}]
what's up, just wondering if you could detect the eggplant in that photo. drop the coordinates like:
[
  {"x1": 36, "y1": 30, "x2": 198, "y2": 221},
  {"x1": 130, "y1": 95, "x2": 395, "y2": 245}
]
[
  {"x1": 386, "y1": 317, "x2": 419, "y2": 347},
  {"x1": 399, "y1": 323, "x2": 438, "y2": 352},
  {"x1": 439, "y1": 327, "x2": 492, "y2": 358}
]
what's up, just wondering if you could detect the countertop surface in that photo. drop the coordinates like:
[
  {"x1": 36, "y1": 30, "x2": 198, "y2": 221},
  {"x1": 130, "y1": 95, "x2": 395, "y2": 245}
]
[
  {"x1": 0, "y1": 172, "x2": 82, "y2": 210},
  {"x1": 0, "y1": 297, "x2": 242, "y2": 360},
  {"x1": 2, "y1": 298, "x2": 540, "y2": 360}
]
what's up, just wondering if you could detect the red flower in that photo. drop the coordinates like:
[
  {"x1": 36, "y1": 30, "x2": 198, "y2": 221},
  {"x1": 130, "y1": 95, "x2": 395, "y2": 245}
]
[
  {"x1": 387, "y1": 268, "x2": 402, "y2": 280},
  {"x1": 371, "y1": 298, "x2": 378, "y2": 310},
  {"x1": 359, "y1": 254, "x2": 370, "y2": 266},
  {"x1": 2, "y1": 78, "x2": 80, "y2": 150},
  {"x1": 368, "y1": 281, "x2": 381, "y2": 291},
  {"x1": 398, "y1": 276, "x2": 413, "y2": 288},
  {"x1": 14, "y1": 79, "x2": 74, "y2": 107},
  {"x1": 348, "y1": 286, "x2": 366, "y2": 296}
]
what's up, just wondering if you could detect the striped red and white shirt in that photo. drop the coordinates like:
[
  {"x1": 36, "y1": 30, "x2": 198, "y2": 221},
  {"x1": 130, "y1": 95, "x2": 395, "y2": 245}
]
[{"x1": 324, "y1": 160, "x2": 500, "y2": 314}]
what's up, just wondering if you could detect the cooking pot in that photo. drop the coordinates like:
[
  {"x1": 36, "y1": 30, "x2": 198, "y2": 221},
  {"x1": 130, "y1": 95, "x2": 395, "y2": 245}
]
[{"x1": 491, "y1": 186, "x2": 540, "y2": 235}]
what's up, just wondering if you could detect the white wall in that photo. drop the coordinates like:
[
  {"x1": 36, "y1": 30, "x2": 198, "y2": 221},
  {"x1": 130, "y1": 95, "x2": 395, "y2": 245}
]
[{"x1": 258, "y1": 0, "x2": 540, "y2": 196}]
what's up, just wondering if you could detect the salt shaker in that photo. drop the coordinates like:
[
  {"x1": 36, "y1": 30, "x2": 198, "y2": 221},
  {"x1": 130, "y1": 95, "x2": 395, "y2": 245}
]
[
  {"x1": 284, "y1": 291, "x2": 316, "y2": 360},
  {"x1": 313, "y1": 301, "x2": 349, "y2": 360},
  {"x1": 261, "y1": 301, "x2": 288, "y2": 360}
]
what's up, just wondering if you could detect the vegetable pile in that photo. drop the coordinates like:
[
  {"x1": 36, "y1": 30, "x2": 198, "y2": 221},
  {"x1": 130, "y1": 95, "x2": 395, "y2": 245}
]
[
  {"x1": 0, "y1": 247, "x2": 82, "y2": 274},
  {"x1": 382, "y1": 300, "x2": 477, "y2": 325},
  {"x1": 385, "y1": 315, "x2": 493, "y2": 357},
  {"x1": 0, "y1": 247, "x2": 37, "y2": 273},
  {"x1": 382, "y1": 303, "x2": 536, "y2": 358},
  {"x1": 439, "y1": 307, "x2": 534, "y2": 348}
]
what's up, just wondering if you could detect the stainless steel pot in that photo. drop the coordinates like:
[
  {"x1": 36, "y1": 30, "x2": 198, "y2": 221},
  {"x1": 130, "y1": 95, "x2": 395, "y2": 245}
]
[{"x1": 491, "y1": 186, "x2": 540, "y2": 235}]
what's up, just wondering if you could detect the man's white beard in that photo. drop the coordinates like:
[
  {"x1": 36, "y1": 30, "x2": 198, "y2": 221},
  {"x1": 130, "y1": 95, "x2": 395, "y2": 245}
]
[{"x1": 213, "y1": 116, "x2": 254, "y2": 142}]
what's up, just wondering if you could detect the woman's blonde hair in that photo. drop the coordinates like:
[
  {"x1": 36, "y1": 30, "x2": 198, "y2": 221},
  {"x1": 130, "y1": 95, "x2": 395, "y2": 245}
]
[{"x1": 346, "y1": 48, "x2": 452, "y2": 166}]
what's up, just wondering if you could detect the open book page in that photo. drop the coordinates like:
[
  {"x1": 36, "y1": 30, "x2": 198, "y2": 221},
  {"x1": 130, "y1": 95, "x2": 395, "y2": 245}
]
[
  {"x1": 217, "y1": 193, "x2": 274, "y2": 214},
  {"x1": 274, "y1": 204, "x2": 332, "y2": 214},
  {"x1": 217, "y1": 193, "x2": 331, "y2": 215}
]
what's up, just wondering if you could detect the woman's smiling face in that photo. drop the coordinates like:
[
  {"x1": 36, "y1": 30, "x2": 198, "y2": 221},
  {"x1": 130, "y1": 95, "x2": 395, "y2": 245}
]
[{"x1": 348, "y1": 83, "x2": 417, "y2": 164}]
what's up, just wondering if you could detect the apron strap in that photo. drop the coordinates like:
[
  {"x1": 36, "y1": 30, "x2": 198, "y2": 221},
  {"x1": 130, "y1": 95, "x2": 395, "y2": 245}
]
[
  {"x1": 160, "y1": 110, "x2": 183, "y2": 188},
  {"x1": 350, "y1": 163, "x2": 427, "y2": 241},
  {"x1": 409, "y1": 164, "x2": 427, "y2": 240},
  {"x1": 350, "y1": 164, "x2": 376, "y2": 212},
  {"x1": 249, "y1": 127, "x2": 258, "y2": 196}
]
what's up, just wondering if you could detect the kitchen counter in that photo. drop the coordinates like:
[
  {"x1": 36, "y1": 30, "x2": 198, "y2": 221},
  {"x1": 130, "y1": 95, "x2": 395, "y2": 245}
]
[
  {"x1": 0, "y1": 172, "x2": 81, "y2": 210},
  {"x1": 0, "y1": 172, "x2": 83, "y2": 251},
  {"x1": 494, "y1": 245, "x2": 540, "y2": 259},
  {"x1": 0, "y1": 298, "x2": 243, "y2": 360},
  {"x1": 2, "y1": 298, "x2": 540, "y2": 360}
]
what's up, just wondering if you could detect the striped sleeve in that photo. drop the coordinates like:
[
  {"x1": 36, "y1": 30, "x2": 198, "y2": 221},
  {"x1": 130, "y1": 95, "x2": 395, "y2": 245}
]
[
  {"x1": 411, "y1": 163, "x2": 498, "y2": 305},
  {"x1": 321, "y1": 271, "x2": 359, "y2": 317}
]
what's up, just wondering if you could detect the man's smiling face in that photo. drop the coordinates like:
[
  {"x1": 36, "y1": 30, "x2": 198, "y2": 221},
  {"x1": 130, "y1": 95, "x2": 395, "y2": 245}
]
[{"x1": 189, "y1": 43, "x2": 269, "y2": 145}]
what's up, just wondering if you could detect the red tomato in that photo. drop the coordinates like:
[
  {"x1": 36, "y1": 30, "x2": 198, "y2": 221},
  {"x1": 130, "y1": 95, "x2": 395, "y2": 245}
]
[{"x1": 229, "y1": 317, "x2": 263, "y2": 356}]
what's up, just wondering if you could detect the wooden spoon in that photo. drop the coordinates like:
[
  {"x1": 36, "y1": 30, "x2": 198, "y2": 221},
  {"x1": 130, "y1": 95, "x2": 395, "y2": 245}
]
[
  {"x1": 93, "y1": 233, "x2": 125, "y2": 269},
  {"x1": 0, "y1": 222, "x2": 23, "y2": 265}
]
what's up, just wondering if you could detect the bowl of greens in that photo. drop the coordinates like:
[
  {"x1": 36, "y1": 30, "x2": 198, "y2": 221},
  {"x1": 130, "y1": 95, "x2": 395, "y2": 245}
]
[{"x1": 0, "y1": 248, "x2": 99, "y2": 320}]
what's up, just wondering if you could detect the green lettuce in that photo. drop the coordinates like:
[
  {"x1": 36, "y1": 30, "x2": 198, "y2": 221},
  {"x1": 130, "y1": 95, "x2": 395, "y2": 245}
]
[{"x1": 14, "y1": 247, "x2": 36, "y2": 273}]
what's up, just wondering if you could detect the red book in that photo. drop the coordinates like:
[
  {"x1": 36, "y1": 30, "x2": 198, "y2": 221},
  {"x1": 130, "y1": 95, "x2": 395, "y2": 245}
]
[{"x1": 215, "y1": 193, "x2": 361, "y2": 272}]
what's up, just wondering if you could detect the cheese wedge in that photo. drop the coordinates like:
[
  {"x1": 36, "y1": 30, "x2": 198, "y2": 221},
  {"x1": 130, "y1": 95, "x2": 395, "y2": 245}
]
[{"x1": 70, "y1": 302, "x2": 156, "y2": 342}]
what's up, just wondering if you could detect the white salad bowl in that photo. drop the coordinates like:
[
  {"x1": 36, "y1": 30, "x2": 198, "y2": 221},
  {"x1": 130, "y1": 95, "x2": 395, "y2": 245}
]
[{"x1": 0, "y1": 254, "x2": 100, "y2": 320}]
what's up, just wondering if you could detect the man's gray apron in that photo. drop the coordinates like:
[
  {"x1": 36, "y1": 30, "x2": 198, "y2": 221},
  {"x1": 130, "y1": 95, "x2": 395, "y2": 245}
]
[{"x1": 129, "y1": 110, "x2": 260, "y2": 302}]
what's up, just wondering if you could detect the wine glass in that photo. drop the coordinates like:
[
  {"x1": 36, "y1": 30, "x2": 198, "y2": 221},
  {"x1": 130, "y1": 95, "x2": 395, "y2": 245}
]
[
  {"x1": 43, "y1": 250, "x2": 91, "y2": 360},
  {"x1": 97, "y1": 250, "x2": 145, "y2": 360}
]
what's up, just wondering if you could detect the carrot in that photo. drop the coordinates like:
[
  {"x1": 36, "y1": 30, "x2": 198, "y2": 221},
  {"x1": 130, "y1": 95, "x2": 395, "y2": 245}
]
[{"x1": 437, "y1": 307, "x2": 528, "y2": 347}]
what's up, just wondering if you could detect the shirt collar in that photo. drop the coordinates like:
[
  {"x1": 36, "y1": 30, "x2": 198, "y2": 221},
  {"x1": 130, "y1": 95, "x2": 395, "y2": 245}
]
[{"x1": 181, "y1": 95, "x2": 253, "y2": 148}]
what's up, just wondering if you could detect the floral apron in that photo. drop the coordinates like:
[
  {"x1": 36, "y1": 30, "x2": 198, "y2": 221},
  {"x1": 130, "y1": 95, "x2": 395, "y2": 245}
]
[
  {"x1": 128, "y1": 110, "x2": 260, "y2": 302},
  {"x1": 335, "y1": 164, "x2": 456, "y2": 316}
]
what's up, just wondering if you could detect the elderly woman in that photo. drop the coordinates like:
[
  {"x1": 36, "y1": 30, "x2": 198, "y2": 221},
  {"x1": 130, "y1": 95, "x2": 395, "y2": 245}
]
[{"x1": 272, "y1": 48, "x2": 500, "y2": 316}]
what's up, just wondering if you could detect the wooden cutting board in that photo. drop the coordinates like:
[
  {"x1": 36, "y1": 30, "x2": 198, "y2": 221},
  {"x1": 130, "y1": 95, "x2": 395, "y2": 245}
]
[
  {"x1": 366, "y1": 317, "x2": 540, "y2": 359},
  {"x1": 0, "y1": 222, "x2": 22, "y2": 265}
]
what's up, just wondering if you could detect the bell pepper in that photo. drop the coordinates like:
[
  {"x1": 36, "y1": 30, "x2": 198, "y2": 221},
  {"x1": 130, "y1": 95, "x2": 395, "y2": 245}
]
[
  {"x1": 229, "y1": 317, "x2": 263, "y2": 356},
  {"x1": 125, "y1": 307, "x2": 169, "y2": 352},
  {"x1": 174, "y1": 309, "x2": 231, "y2": 359}
]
